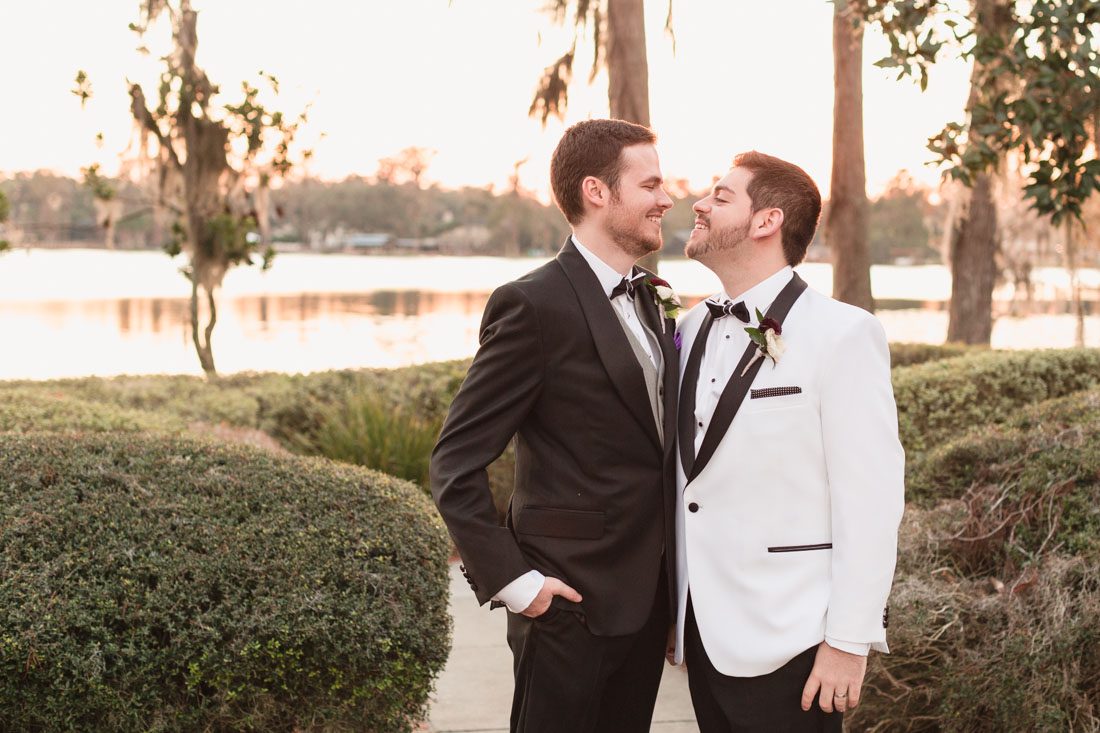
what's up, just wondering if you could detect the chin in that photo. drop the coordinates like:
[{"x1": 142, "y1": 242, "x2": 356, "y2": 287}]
[{"x1": 684, "y1": 237, "x2": 706, "y2": 261}]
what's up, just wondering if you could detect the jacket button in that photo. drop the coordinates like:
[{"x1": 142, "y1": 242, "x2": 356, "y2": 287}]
[{"x1": 688, "y1": 502, "x2": 699, "y2": 513}]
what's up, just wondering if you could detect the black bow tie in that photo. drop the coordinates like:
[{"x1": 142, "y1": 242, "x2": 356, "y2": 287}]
[
  {"x1": 706, "y1": 299, "x2": 750, "y2": 323},
  {"x1": 610, "y1": 273, "x2": 646, "y2": 301}
]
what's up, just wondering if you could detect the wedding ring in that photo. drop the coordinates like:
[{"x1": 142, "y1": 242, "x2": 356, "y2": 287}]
[{"x1": 833, "y1": 692, "x2": 848, "y2": 699}]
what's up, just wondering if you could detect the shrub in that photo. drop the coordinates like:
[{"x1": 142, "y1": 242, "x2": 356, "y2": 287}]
[
  {"x1": 852, "y1": 387, "x2": 1100, "y2": 732},
  {"x1": 0, "y1": 389, "x2": 182, "y2": 434},
  {"x1": 297, "y1": 385, "x2": 442, "y2": 489},
  {"x1": 907, "y1": 388, "x2": 1100, "y2": 507},
  {"x1": 4, "y1": 359, "x2": 516, "y2": 518},
  {"x1": 0, "y1": 432, "x2": 451, "y2": 732},
  {"x1": 893, "y1": 348, "x2": 1100, "y2": 455},
  {"x1": 888, "y1": 341, "x2": 982, "y2": 368}
]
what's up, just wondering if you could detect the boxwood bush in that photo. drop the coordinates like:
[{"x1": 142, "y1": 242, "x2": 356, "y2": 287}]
[
  {"x1": 887, "y1": 341, "x2": 981, "y2": 368},
  {"x1": 0, "y1": 432, "x2": 451, "y2": 732},
  {"x1": 0, "y1": 390, "x2": 183, "y2": 434},
  {"x1": 893, "y1": 348, "x2": 1100, "y2": 454},
  {"x1": 852, "y1": 387, "x2": 1100, "y2": 732}
]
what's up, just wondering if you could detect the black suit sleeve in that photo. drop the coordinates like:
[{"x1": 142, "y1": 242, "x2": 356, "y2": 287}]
[{"x1": 429, "y1": 282, "x2": 544, "y2": 604}]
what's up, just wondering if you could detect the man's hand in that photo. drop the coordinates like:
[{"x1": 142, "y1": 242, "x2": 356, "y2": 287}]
[
  {"x1": 520, "y1": 577, "x2": 582, "y2": 618},
  {"x1": 665, "y1": 624, "x2": 677, "y2": 666},
  {"x1": 800, "y1": 641, "x2": 867, "y2": 714}
]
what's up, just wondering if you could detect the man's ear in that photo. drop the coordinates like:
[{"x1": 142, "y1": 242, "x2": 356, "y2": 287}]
[
  {"x1": 754, "y1": 208, "x2": 784, "y2": 239},
  {"x1": 581, "y1": 176, "x2": 609, "y2": 213}
]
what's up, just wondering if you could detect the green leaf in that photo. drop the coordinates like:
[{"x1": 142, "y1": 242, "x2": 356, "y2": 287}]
[{"x1": 744, "y1": 327, "x2": 767, "y2": 348}]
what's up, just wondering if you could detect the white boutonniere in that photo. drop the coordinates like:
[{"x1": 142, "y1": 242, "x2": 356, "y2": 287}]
[
  {"x1": 741, "y1": 308, "x2": 785, "y2": 376},
  {"x1": 644, "y1": 276, "x2": 682, "y2": 331}
]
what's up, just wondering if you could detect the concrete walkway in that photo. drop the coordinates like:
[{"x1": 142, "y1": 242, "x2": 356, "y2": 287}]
[{"x1": 427, "y1": 562, "x2": 699, "y2": 732}]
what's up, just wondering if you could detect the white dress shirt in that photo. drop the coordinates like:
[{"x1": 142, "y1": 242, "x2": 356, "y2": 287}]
[
  {"x1": 692, "y1": 265, "x2": 870, "y2": 657},
  {"x1": 574, "y1": 236, "x2": 657, "y2": 368},
  {"x1": 492, "y1": 235, "x2": 656, "y2": 613}
]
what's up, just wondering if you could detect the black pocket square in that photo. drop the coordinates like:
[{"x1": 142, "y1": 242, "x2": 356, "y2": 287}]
[{"x1": 750, "y1": 386, "x2": 802, "y2": 399}]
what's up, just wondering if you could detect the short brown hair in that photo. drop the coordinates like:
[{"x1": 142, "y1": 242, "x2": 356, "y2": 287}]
[
  {"x1": 550, "y1": 119, "x2": 657, "y2": 225},
  {"x1": 733, "y1": 151, "x2": 822, "y2": 265}
]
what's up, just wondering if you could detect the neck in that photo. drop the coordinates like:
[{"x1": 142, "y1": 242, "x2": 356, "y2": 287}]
[
  {"x1": 706, "y1": 245, "x2": 788, "y2": 300},
  {"x1": 572, "y1": 222, "x2": 635, "y2": 276}
]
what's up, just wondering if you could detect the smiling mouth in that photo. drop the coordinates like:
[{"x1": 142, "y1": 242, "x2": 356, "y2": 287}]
[
  {"x1": 693, "y1": 220, "x2": 709, "y2": 231},
  {"x1": 646, "y1": 214, "x2": 663, "y2": 224}
]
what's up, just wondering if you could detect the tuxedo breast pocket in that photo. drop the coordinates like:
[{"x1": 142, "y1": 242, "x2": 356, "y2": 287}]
[{"x1": 744, "y1": 385, "x2": 807, "y2": 411}]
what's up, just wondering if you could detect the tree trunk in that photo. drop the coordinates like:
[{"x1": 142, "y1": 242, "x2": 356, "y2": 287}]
[
  {"x1": 190, "y1": 276, "x2": 217, "y2": 376},
  {"x1": 606, "y1": 0, "x2": 650, "y2": 127},
  {"x1": 946, "y1": 173, "x2": 998, "y2": 343},
  {"x1": 825, "y1": 1, "x2": 873, "y2": 312},
  {"x1": 606, "y1": 0, "x2": 658, "y2": 271},
  {"x1": 946, "y1": 0, "x2": 1004, "y2": 346},
  {"x1": 1065, "y1": 220, "x2": 1085, "y2": 347}
]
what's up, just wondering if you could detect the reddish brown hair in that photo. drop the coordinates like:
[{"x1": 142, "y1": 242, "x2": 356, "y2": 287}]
[
  {"x1": 733, "y1": 151, "x2": 822, "y2": 265},
  {"x1": 550, "y1": 119, "x2": 657, "y2": 225}
]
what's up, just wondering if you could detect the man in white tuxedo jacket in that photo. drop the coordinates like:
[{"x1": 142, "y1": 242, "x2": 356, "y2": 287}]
[{"x1": 670, "y1": 152, "x2": 904, "y2": 732}]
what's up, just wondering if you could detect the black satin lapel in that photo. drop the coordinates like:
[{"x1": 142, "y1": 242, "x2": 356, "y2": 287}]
[
  {"x1": 661, "y1": 320, "x2": 679, "y2": 460},
  {"x1": 689, "y1": 340, "x2": 759, "y2": 482},
  {"x1": 689, "y1": 273, "x2": 809, "y2": 482},
  {"x1": 556, "y1": 240, "x2": 662, "y2": 450},
  {"x1": 677, "y1": 313, "x2": 714, "y2": 478}
]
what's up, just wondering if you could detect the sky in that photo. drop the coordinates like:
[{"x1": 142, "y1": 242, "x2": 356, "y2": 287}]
[{"x1": 0, "y1": 0, "x2": 973, "y2": 199}]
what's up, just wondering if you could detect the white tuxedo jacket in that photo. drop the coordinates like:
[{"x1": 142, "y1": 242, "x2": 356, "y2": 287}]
[{"x1": 673, "y1": 279, "x2": 905, "y2": 677}]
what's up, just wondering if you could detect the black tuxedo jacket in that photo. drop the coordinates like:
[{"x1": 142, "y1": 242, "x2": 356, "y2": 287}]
[{"x1": 430, "y1": 238, "x2": 679, "y2": 636}]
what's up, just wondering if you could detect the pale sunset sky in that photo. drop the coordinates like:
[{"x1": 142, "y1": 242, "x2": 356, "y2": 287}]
[{"x1": 0, "y1": 0, "x2": 972, "y2": 199}]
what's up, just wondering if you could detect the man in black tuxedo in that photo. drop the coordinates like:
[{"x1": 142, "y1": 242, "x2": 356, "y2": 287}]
[{"x1": 430, "y1": 119, "x2": 679, "y2": 733}]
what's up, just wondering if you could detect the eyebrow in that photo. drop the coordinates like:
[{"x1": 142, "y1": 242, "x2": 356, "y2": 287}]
[
  {"x1": 713, "y1": 185, "x2": 734, "y2": 196},
  {"x1": 640, "y1": 175, "x2": 663, "y2": 186}
]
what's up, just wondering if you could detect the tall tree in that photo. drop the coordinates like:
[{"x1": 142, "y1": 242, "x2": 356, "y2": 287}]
[
  {"x1": 76, "y1": 0, "x2": 307, "y2": 375},
  {"x1": 827, "y1": 0, "x2": 874, "y2": 311},
  {"x1": 530, "y1": 0, "x2": 672, "y2": 269},
  {"x1": 861, "y1": 0, "x2": 1100, "y2": 344}
]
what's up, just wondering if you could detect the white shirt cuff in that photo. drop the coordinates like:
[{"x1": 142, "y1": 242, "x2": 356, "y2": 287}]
[
  {"x1": 825, "y1": 636, "x2": 871, "y2": 656},
  {"x1": 492, "y1": 570, "x2": 545, "y2": 613}
]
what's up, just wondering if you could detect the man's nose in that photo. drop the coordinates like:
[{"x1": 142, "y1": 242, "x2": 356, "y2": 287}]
[
  {"x1": 658, "y1": 188, "x2": 674, "y2": 210},
  {"x1": 693, "y1": 198, "x2": 710, "y2": 214}
]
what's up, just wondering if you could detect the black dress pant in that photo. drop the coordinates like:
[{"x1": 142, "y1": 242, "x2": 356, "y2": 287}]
[
  {"x1": 505, "y1": 569, "x2": 669, "y2": 733},
  {"x1": 685, "y1": 598, "x2": 842, "y2": 733}
]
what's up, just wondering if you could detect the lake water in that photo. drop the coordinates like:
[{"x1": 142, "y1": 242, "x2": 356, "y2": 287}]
[{"x1": 1, "y1": 248, "x2": 1097, "y2": 380}]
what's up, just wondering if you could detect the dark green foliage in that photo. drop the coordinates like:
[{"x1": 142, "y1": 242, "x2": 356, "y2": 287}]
[
  {"x1": 861, "y1": 0, "x2": 1100, "y2": 225},
  {"x1": 892, "y1": 348, "x2": 1100, "y2": 454},
  {"x1": 0, "y1": 433, "x2": 451, "y2": 732}
]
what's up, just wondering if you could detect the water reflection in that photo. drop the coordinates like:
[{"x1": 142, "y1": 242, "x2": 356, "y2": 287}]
[
  {"x1": 2, "y1": 288, "x2": 1096, "y2": 381},
  {"x1": 1, "y1": 250, "x2": 1097, "y2": 380}
]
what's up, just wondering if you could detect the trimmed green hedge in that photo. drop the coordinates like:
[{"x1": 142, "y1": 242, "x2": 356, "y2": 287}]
[
  {"x1": 908, "y1": 388, "x2": 1100, "y2": 507},
  {"x1": 893, "y1": 348, "x2": 1100, "y2": 455},
  {"x1": 0, "y1": 433, "x2": 451, "y2": 731},
  {"x1": 0, "y1": 390, "x2": 183, "y2": 434},
  {"x1": 3, "y1": 361, "x2": 469, "y2": 450},
  {"x1": 887, "y1": 341, "x2": 981, "y2": 368}
]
